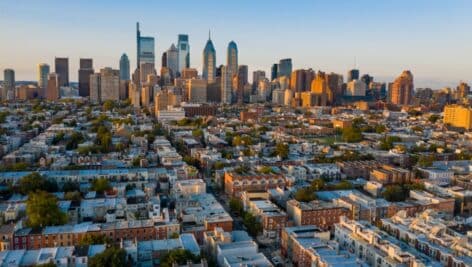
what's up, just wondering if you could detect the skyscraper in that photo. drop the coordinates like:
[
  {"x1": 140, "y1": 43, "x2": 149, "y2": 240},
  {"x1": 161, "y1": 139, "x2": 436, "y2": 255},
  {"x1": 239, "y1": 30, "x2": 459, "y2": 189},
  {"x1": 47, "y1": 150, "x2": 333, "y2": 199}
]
[
  {"x1": 2, "y1": 69, "x2": 15, "y2": 101},
  {"x1": 177, "y1": 34, "x2": 190, "y2": 74},
  {"x1": 290, "y1": 69, "x2": 314, "y2": 93},
  {"x1": 221, "y1": 66, "x2": 232, "y2": 104},
  {"x1": 161, "y1": 52, "x2": 167, "y2": 68},
  {"x1": 99, "y1": 67, "x2": 120, "y2": 101},
  {"x1": 136, "y1": 22, "x2": 155, "y2": 72},
  {"x1": 227, "y1": 41, "x2": 238, "y2": 76},
  {"x1": 271, "y1": 64, "x2": 278, "y2": 81},
  {"x1": 166, "y1": 44, "x2": 179, "y2": 79},
  {"x1": 55, "y1": 57, "x2": 69, "y2": 87},
  {"x1": 37, "y1": 63, "x2": 50, "y2": 96},
  {"x1": 46, "y1": 73, "x2": 59, "y2": 101},
  {"x1": 202, "y1": 31, "x2": 216, "y2": 84},
  {"x1": 119, "y1": 54, "x2": 130, "y2": 81},
  {"x1": 78, "y1": 58, "x2": 94, "y2": 97},
  {"x1": 252, "y1": 70, "x2": 266, "y2": 91},
  {"x1": 389, "y1": 70, "x2": 414, "y2": 105},
  {"x1": 347, "y1": 69, "x2": 360, "y2": 82},
  {"x1": 456, "y1": 82, "x2": 470, "y2": 100},
  {"x1": 235, "y1": 65, "x2": 248, "y2": 104},
  {"x1": 310, "y1": 71, "x2": 333, "y2": 106},
  {"x1": 139, "y1": 63, "x2": 156, "y2": 84},
  {"x1": 277, "y1": 58, "x2": 292, "y2": 78}
]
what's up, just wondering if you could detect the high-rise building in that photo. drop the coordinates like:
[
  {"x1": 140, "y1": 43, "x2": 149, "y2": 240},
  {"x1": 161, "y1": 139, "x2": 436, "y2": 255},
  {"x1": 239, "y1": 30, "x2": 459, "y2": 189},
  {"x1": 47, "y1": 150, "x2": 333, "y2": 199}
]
[
  {"x1": 55, "y1": 57, "x2": 69, "y2": 87},
  {"x1": 46, "y1": 73, "x2": 60, "y2": 101},
  {"x1": 271, "y1": 64, "x2": 278, "y2": 81},
  {"x1": 456, "y1": 82, "x2": 470, "y2": 100},
  {"x1": 161, "y1": 52, "x2": 167, "y2": 68},
  {"x1": 346, "y1": 80, "x2": 366, "y2": 97},
  {"x1": 166, "y1": 44, "x2": 179, "y2": 79},
  {"x1": 78, "y1": 58, "x2": 94, "y2": 97},
  {"x1": 177, "y1": 34, "x2": 190, "y2": 74},
  {"x1": 443, "y1": 105, "x2": 472, "y2": 130},
  {"x1": 277, "y1": 58, "x2": 292, "y2": 78},
  {"x1": 119, "y1": 54, "x2": 130, "y2": 81},
  {"x1": 37, "y1": 64, "x2": 50, "y2": 95},
  {"x1": 2, "y1": 69, "x2": 15, "y2": 101},
  {"x1": 290, "y1": 69, "x2": 314, "y2": 93},
  {"x1": 347, "y1": 69, "x2": 359, "y2": 82},
  {"x1": 235, "y1": 65, "x2": 248, "y2": 104},
  {"x1": 181, "y1": 68, "x2": 198, "y2": 80},
  {"x1": 90, "y1": 68, "x2": 120, "y2": 102},
  {"x1": 252, "y1": 70, "x2": 266, "y2": 91},
  {"x1": 139, "y1": 63, "x2": 156, "y2": 84},
  {"x1": 361, "y1": 74, "x2": 373, "y2": 87},
  {"x1": 155, "y1": 89, "x2": 178, "y2": 111},
  {"x1": 136, "y1": 22, "x2": 155, "y2": 68},
  {"x1": 310, "y1": 71, "x2": 333, "y2": 106},
  {"x1": 221, "y1": 66, "x2": 232, "y2": 104},
  {"x1": 227, "y1": 41, "x2": 238, "y2": 76},
  {"x1": 202, "y1": 31, "x2": 216, "y2": 84},
  {"x1": 327, "y1": 72, "x2": 344, "y2": 104},
  {"x1": 187, "y1": 79, "x2": 207, "y2": 103},
  {"x1": 389, "y1": 70, "x2": 414, "y2": 105}
]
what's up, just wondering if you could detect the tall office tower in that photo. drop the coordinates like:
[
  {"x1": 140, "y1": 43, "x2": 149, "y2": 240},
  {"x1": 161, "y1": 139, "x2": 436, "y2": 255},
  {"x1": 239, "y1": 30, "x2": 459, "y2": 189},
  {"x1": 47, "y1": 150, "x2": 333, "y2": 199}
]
[
  {"x1": 207, "y1": 79, "x2": 221, "y2": 103},
  {"x1": 136, "y1": 22, "x2": 155, "y2": 66},
  {"x1": 202, "y1": 31, "x2": 216, "y2": 84},
  {"x1": 78, "y1": 58, "x2": 94, "y2": 97},
  {"x1": 166, "y1": 44, "x2": 179, "y2": 79},
  {"x1": 216, "y1": 65, "x2": 223, "y2": 78},
  {"x1": 177, "y1": 34, "x2": 190, "y2": 74},
  {"x1": 271, "y1": 64, "x2": 278, "y2": 81},
  {"x1": 37, "y1": 64, "x2": 50, "y2": 96},
  {"x1": 389, "y1": 70, "x2": 414, "y2": 105},
  {"x1": 310, "y1": 72, "x2": 332, "y2": 106},
  {"x1": 227, "y1": 41, "x2": 238, "y2": 76},
  {"x1": 139, "y1": 63, "x2": 156, "y2": 84},
  {"x1": 155, "y1": 89, "x2": 178, "y2": 111},
  {"x1": 141, "y1": 84, "x2": 151, "y2": 107},
  {"x1": 221, "y1": 66, "x2": 232, "y2": 104},
  {"x1": 181, "y1": 68, "x2": 198, "y2": 79},
  {"x1": 119, "y1": 54, "x2": 130, "y2": 81},
  {"x1": 456, "y1": 82, "x2": 470, "y2": 100},
  {"x1": 347, "y1": 69, "x2": 359, "y2": 82},
  {"x1": 55, "y1": 57, "x2": 69, "y2": 87},
  {"x1": 252, "y1": 70, "x2": 265, "y2": 91},
  {"x1": 161, "y1": 52, "x2": 167, "y2": 68},
  {"x1": 100, "y1": 67, "x2": 120, "y2": 101},
  {"x1": 2, "y1": 69, "x2": 15, "y2": 100},
  {"x1": 327, "y1": 73, "x2": 344, "y2": 104},
  {"x1": 346, "y1": 80, "x2": 367, "y2": 97},
  {"x1": 187, "y1": 79, "x2": 207, "y2": 103},
  {"x1": 234, "y1": 65, "x2": 248, "y2": 104},
  {"x1": 160, "y1": 67, "x2": 172, "y2": 86},
  {"x1": 361, "y1": 74, "x2": 373, "y2": 87},
  {"x1": 46, "y1": 73, "x2": 60, "y2": 101},
  {"x1": 89, "y1": 73, "x2": 101, "y2": 102},
  {"x1": 277, "y1": 58, "x2": 292, "y2": 78},
  {"x1": 129, "y1": 82, "x2": 141, "y2": 108}
]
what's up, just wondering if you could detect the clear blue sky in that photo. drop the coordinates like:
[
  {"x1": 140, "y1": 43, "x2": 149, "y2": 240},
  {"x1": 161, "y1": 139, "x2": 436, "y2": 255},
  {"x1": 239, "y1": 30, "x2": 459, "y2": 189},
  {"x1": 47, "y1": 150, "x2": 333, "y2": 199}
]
[{"x1": 1, "y1": 0, "x2": 471, "y2": 88}]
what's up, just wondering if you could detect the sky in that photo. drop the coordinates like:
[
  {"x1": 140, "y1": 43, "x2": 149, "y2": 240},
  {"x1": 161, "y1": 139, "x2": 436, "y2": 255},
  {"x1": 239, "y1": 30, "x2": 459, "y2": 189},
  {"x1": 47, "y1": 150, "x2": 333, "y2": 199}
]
[{"x1": 0, "y1": 0, "x2": 471, "y2": 88}]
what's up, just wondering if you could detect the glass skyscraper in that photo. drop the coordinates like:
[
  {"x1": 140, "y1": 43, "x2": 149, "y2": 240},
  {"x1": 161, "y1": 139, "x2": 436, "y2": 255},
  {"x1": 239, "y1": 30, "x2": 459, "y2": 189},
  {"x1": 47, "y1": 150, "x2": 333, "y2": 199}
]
[
  {"x1": 166, "y1": 44, "x2": 179, "y2": 78},
  {"x1": 202, "y1": 31, "x2": 216, "y2": 83},
  {"x1": 119, "y1": 54, "x2": 130, "y2": 81},
  {"x1": 37, "y1": 63, "x2": 50, "y2": 90},
  {"x1": 136, "y1": 22, "x2": 155, "y2": 68},
  {"x1": 227, "y1": 41, "x2": 238, "y2": 76},
  {"x1": 277, "y1": 58, "x2": 292, "y2": 79},
  {"x1": 177, "y1": 34, "x2": 190, "y2": 74}
]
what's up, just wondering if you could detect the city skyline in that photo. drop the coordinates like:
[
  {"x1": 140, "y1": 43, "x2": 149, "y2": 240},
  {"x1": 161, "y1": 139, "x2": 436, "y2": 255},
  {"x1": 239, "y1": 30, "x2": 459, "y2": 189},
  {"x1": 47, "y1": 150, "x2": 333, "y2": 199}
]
[{"x1": 1, "y1": 0, "x2": 471, "y2": 88}]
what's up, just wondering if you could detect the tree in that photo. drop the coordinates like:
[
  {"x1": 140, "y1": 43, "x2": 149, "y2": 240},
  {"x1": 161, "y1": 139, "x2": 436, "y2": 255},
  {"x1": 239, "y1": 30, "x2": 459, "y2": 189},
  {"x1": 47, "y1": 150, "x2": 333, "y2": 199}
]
[
  {"x1": 64, "y1": 191, "x2": 82, "y2": 202},
  {"x1": 160, "y1": 249, "x2": 200, "y2": 267},
  {"x1": 294, "y1": 188, "x2": 316, "y2": 202},
  {"x1": 89, "y1": 247, "x2": 132, "y2": 267},
  {"x1": 331, "y1": 180, "x2": 353, "y2": 190},
  {"x1": 242, "y1": 212, "x2": 263, "y2": 237},
  {"x1": 310, "y1": 178, "x2": 325, "y2": 191},
  {"x1": 62, "y1": 181, "x2": 80, "y2": 192},
  {"x1": 26, "y1": 191, "x2": 67, "y2": 228},
  {"x1": 418, "y1": 154, "x2": 435, "y2": 167},
  {"x1": 275, "y1": 143, "x2": 289, "y2": 159},
  {"x1": 213, "y1": 161, "x2": 225, "y2": 170},
  {"x1": 102, "y1": 100, "x2": 115, "y2": 111},
  {"x1": 379, "y1": 136, "x2": 401, "y2": 150},
  {"x1": 169, "y1": 232, "x2": 180, "y2": 239},
  {"x1": 382, "y1": 185, "x2": 407, "y2": 202},
  {"x1": 79, "y1": 234, "x2": 112, "y2": 245},
  {"x1": 17, "y1": 172, "x2": 58, "y2": 195},
  {"x1": 342, "y1": 127, "x2": 362, "y2": 143},
  {"x1": 428, "y1": 114, "x2": 440, "y2": 123},
  {"x1": 91, "y1": 178, "x2": 111, "y2": 194},
  {"x1": 229, "y1": 198, "x2": 243, "y2": 215}
]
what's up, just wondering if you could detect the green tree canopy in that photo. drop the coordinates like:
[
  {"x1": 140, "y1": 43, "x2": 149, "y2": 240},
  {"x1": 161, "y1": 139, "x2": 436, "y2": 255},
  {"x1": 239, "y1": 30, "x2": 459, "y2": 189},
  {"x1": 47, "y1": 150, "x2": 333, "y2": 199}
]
[
  {"x1": 89, "y1": 247, "x2": 132, "y2": 267},
  {"x1": 17, "y1": 172, "x2": 58, "y2": 195},
  {"x1": 26, "y1": 190, "x2": 67, "y2": 228},
  {"x1": 91, "y1": 178, "x2": 111, "y2": 194},
  {"x1": 160, "y1": 249, "x2": 200, "y2": 267},
  {"x1": 275, "y1": 143, "x2": 289, "y2": 159}
]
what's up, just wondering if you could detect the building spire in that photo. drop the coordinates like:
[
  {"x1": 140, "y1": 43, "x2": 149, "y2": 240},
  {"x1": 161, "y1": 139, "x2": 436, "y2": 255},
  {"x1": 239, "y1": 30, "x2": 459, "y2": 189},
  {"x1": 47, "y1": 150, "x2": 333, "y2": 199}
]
[{"x1": 208, "y1": 29, "x2": 211, "y2": 40}]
